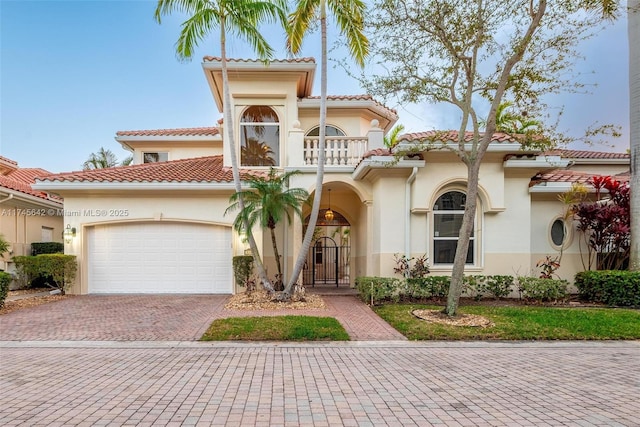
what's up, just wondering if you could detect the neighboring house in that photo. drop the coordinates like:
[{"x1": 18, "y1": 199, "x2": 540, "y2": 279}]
[
  {"x1": 33, "y1": 58, "x2": 630, "y2": 295},
  {"x1": 0, "y1": 156, "x2": 64, "y2": 278}
]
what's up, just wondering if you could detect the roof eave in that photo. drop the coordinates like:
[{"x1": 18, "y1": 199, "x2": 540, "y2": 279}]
[
  {"x1": 33, "y1": 181, "x2": 240, "y2": 191},
  {"x1": 352, "y1": 158, "x2": 425, "y2": 181}
]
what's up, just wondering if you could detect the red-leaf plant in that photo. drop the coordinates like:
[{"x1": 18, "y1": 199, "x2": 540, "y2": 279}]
[{"x1": 573, "y1": 176, "x2": 630, "y2": 270}]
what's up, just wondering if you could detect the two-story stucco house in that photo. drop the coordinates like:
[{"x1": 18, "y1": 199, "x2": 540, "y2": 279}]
[{"x1": 33, "y1": 58, "x2": 630, "y2": 295}]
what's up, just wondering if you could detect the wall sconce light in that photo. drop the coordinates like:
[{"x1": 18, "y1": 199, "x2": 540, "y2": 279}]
[
  {"x1": 63, "y1": 224, "x2": 76, "y2": 243},
  {"x1": 324, "y1": 188, "x2": 334, "y2": 222}
]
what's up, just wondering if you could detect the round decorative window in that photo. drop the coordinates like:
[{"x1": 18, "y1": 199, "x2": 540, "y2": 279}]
[{"x1": 550, "y1": 219, "x2": 566, "y2": 247}]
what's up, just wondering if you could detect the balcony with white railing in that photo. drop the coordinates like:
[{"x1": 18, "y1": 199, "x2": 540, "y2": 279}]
[
  {"x1": 303, "y1": 136, "x2": 368, "y2": 166},
  {"x1": 288, "y1": 119, "x2": 384, "y2": 170}
]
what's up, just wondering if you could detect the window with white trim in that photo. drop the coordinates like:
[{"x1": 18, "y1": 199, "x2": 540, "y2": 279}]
[
  {"x1": 433, "y1": 191, "x2": 474, "y2": 264},
  {"x1": 143, "y1": 152, "x2": 168, "y2": 163},
  {"x1": 240, "y1": 106, "x2": 280, "y2": 166},
  {"x1": 550, "y1": 218, "x2": 569, "y2": 249}
]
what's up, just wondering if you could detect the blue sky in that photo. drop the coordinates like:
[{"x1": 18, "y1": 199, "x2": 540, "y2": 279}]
[{"x1": 0, "y1": 0, "x2": 630, "y2": 173}]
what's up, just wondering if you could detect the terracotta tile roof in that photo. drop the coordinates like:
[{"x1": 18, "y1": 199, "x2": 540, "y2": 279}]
[
  {"x1": 0, "y1": 167, "x2": 60, "y2": 201},
  {"x1": 530, "y1": 169, "x2": 631, "y2": 187},
  {"x1": 203, "y1": 57, "x2": 316, "y2": 64},
  {"x1": 304, "y1": 94, "x2": 398, "y2": 115},
  {"x1": 558, "y1": 149, "x2": 630, "y2": 159},
  {"x1": 399, "y1": 130, "x2": 518, "y2": 143},
  {"x1": 37, "y1": 156, "x2": 265, "y2": 184},
  {"x1": 0, "y1": 155, "x2": 18, "y2": 167},
  {"x1": 362, "y1": 148, "x2": 392, "y2": 158},
  {"x1": 116, "y1": 127, "x2": 219, "y2": 137}
]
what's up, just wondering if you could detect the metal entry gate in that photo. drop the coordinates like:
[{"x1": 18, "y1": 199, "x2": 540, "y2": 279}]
[{"x1": 303, "y1": 237, "x2": 350, "y2": 287}]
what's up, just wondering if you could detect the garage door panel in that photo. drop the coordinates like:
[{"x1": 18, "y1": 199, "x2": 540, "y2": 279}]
[{"x1": 88, "y1": 222, "x2": 232, "y2": 294}]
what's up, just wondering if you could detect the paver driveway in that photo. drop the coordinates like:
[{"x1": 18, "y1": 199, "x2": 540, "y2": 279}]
[
  {"x1": 1, "y1": 341, "x2": 638, "y2": 426},
  {"x1": 0, "y1": 294, "x2": 404, "y2": 341}
]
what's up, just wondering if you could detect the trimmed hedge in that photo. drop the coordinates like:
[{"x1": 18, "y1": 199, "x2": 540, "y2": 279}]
[
  {"x1": 13, "y1": 254, "x2": 77, "y2": 295},
  {"x1": 31, "y1": 242, "x2": 64, "y2": 255},
  {"x1": 356, "y1": 274, "x2": 574, "y2": 304},
  {"x1": 355, "y1": 277, "x2": 403, "y2": 304},
  {"x1": 0, "y1": 271, "x2": 11, "y2": 309},
  {"x1": 575, "y1": 270, "x2": 640, "y2": 307},
  {"x1": 517, "y1": 277, "x2": 568, "y2": 302}
]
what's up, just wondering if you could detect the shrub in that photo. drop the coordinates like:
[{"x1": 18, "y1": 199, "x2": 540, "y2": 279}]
[
  {"x1": 31, "y1": 242, "x2": 64, "y2": 255},
  {"x1": 574, "y1": 270, "x2": 640, "y2": 307},
  {"x1": 392, "y1": 254, "x2": 430, "y2": 278},
  {"x1": 355, "y1": 276, "x2": 402, "y2": 305},
  {"x1": 0, "y1": 271, "x2": 11, "y2": 309},
  {"x1": 485, "y1": 275, "x2": 515, "y2": 298},
  {"x1": 463, "y1": 275, "x2": 514, "y2": 300},
  {"x1": 517, "y1": 277, "x2": 568, "y2": 302},
  {"x1": 13, "y1": 254, "x2": 77, "y2": 295},
  {"x1": 232, "y1": 256, "x2": 254, "y2": 288},
  {"x1": 405, "y1": 276, "x2": 450, "y2": 299}
]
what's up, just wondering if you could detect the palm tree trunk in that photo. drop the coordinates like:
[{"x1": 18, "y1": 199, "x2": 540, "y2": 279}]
[
  {"x1": 629, "y1": 0, "x2": 640, "y2": 271},
  {"x1": 284, "y1": 0, "x2": 328, "y2": 297},
  {"x1": 270, "y1": 225, "x2": 283, "y2": 290},
  {"x1": 220, "y1": 19, "x2": 274, "y2": 292}
]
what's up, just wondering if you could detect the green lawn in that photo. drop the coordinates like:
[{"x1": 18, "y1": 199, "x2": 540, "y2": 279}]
[
  {"x1": 373, "y1": 304, "x2": 640, "y2": 340},
  {"x1": 201, "y1": 315, "x2": 350, "y2": 341}
]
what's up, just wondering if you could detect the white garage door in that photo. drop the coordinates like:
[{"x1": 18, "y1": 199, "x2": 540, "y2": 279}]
[{"x1": 87, "y1": 222, "x2": 232, "y2": 294}]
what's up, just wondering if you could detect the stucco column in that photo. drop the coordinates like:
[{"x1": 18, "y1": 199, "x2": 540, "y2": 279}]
[
  {"x1": 287, "y1": 120, "x2": 305, "y2": 168},
  {"x1": 364, "y1": 199, "x2": 375, "y2": 276},
  {"x1": 366, "y1": 119, "x2": 384, "y2": 151}
]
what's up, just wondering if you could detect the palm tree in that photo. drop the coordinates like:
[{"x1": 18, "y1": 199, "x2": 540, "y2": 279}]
[
  {"x1": 629, "y1": 0, "x2": 640, "y2": 270},
  {"x1": 154, "y1": 0, "x2": 288, "y2": 292},
  {"x1": 383, "y1": 124, "x2": 405, "y2": 149},
  {"x1": 226, "y1": 168, "x2": 309, "y2": 290},
  {"x1": 480, "y1": 101, "x2": 540, "y2": 134},
  {"x1": 83, "y1": 147, "x2": 129, "y2": 170},
  {"x1": 285, "y1": 0, "x2": 368, "y2": 298}
]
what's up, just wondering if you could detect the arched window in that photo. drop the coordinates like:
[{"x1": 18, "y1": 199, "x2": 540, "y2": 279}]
[
  {"x1": 240, "y1": 106, "x2": 280, "y2": 166},
  {"x1": 433, "y1": 191, "x2": 474, "y2": 265},
  {"x1": 305, "y1": 125, "x2": 346, "y2": 137}
]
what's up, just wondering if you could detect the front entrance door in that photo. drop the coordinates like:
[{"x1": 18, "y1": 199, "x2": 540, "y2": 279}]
[{"x1": 303, "y1": 235, "x2": 351, "y2": 287}]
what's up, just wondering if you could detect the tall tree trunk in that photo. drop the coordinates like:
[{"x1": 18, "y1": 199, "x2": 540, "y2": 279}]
[
  {"x1": 629, "y1": 0, "x2": 640, "y2": 271},
  {"x1": 270, "y1": 225, "x2": 282, "y2": 281},
  {"x1": 220, "y1": 19, "x2": 274, "y2": 292},
  {"x1": 283, "y1": 0, "x2": 328, "y2": 297},
  {"x1": 445, "y1": 160, "x2": 481, "y2": 316}
]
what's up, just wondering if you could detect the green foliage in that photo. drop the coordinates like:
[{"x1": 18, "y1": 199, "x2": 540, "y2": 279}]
[
  {"x1": 233, "y1": 256, "x2": 254, "y2": 288},
  {"x1": 0, "y1": 234, "x2": 10, "y2": 256},
  {"x1": 374, "y1": 304, "x2": 640, "y2": 340},
  {"x1": 358, "y1": 275, "x2": 519, "y2": 304},
  {"x1": 517, "y1": 277, "x2": 568, "y2": 302},
  {"x1": 201, "y1": 316, "x2": 350, "y2": 341},
  {"x1": 355, "y1": 276, "x2": 403, "y2": 305},
  {"x1": 226, "y1": 168, "x2": 310, "y2": 288},
  {"x1": 31, "y1": 242, "x2": 64, "y2": 255},
  {"x1": 575, "y1": 271, "x2": 640, "y2": 307},
  {"x1": 405, "y1": 276, "x2": 450, "y2": 299},
  {"x1": 464, "y1": 275, "x2": 514, "y2": 300},
  {"x1": 0, "y1": 271, "x2": 11, "y2": 308},
  {"x1": 13, "y1": 254, "x2": 77, "y2": 295}
]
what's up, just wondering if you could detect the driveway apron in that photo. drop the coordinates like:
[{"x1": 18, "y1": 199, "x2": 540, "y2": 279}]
[{"x1": 0, "y1": 294, "x2": 404, "y2": 341}]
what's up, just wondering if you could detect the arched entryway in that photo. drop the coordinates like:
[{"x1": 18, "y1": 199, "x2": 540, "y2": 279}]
[{"x1": 303, "y1": 210, "x2": 351, "y2": 287}]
